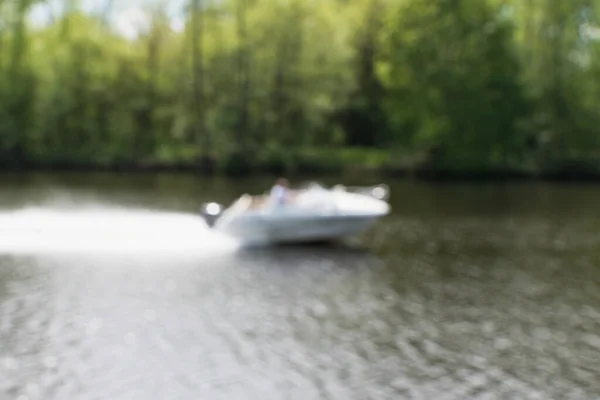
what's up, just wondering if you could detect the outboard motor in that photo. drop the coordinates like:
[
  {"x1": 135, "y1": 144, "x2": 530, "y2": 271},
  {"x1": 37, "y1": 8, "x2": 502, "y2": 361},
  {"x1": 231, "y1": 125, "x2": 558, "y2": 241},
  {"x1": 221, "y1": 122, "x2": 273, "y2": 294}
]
[{"x1": 200, "y1": 202, "x2": 224, "y2": 228}]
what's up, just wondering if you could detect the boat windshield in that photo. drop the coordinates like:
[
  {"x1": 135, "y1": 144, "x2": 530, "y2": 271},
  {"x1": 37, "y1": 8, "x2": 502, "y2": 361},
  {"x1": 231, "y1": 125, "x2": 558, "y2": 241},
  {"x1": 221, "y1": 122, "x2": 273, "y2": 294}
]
[{"x1": 294, "y1": 181, "x2": 326, "y2": 191}]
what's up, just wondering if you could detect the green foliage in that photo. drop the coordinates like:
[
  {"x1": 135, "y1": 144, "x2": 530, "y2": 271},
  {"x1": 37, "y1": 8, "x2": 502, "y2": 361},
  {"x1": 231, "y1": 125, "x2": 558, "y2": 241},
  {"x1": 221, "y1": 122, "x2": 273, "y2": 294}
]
[
  {"x1": 378, "y1": 0, "x2": 528, "y2": 169},
  {"x1": 1, "y1": 0, "x2": 600, "y2": 176}
]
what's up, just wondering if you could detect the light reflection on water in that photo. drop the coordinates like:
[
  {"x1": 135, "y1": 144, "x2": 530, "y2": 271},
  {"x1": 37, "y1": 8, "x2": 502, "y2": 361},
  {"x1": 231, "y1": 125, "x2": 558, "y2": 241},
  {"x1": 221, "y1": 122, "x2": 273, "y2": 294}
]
[{"x1": 1, "y1": 175, "x2": 600, "y2": 399}]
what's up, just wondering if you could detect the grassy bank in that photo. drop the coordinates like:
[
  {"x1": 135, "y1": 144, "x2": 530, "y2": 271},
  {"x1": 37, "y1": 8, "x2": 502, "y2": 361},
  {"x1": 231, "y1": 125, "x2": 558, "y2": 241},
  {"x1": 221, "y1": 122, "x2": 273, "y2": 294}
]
[{"x1": 3, "y1": 147, "x2": 600, "y2": 182}]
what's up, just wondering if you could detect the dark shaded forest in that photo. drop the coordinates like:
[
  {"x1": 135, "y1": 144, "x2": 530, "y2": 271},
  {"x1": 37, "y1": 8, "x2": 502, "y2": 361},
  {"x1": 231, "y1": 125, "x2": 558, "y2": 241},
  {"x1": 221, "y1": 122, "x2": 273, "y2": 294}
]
[{"x1": 2, "y1": 0, "x2": 600, "y2": 178}]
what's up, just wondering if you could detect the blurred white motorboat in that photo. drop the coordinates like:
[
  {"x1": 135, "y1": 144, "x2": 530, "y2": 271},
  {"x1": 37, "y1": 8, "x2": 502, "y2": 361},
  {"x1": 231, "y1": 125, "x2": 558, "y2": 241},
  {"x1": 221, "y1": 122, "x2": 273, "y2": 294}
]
[{"x1": 200, "y1": 182, "x2": 390, "y2": 245}]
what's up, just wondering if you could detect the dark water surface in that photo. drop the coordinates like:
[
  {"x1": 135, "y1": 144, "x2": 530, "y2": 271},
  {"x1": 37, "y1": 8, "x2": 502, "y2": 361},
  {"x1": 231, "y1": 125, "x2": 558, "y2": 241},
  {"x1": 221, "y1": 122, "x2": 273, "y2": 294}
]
[{"x1": 1, "y1": 173, "x2": 600, "y2": 399}]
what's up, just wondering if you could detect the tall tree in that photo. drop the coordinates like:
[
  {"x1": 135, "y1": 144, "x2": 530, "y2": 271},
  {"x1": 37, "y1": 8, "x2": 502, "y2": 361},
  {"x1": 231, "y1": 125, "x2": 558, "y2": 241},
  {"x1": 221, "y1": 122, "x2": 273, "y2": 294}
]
[
  {"x1": 190, "y1": 0, "x2": 208, "y2": 166},
  {"x1": 379, "y1": 0, "x2": 528, "y2": 168},
  {"x1": 339, "y1": 0, "x2": 388, "y2": 147}
]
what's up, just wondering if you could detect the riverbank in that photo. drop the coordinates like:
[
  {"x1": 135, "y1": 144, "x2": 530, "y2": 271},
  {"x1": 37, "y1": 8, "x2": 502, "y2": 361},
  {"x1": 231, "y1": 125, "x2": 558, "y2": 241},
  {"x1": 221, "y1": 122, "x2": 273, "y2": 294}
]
[{"x1": 2, "y1": 148, "x2": 600, "y2": 182}]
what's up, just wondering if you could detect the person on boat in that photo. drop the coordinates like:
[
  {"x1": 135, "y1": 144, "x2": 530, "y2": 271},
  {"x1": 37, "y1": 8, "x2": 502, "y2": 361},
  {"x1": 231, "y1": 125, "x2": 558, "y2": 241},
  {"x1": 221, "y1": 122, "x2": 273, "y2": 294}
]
[{"x1": 270, "y1": 177, "x2": 290, "y2": 206}]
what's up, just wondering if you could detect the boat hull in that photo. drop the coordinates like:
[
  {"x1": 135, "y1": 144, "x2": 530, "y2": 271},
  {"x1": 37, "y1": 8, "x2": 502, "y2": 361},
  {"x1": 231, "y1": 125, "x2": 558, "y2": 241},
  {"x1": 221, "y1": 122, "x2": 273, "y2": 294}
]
[{"x1": 214, "y1": 213, "x2": 382, "y2": 246}]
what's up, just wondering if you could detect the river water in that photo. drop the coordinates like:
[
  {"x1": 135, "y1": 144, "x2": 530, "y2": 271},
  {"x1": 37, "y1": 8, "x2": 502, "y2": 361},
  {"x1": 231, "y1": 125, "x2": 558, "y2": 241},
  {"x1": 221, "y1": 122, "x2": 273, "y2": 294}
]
[{"x1": 0, "y1": 173, "x2": 599, "y2": 400}]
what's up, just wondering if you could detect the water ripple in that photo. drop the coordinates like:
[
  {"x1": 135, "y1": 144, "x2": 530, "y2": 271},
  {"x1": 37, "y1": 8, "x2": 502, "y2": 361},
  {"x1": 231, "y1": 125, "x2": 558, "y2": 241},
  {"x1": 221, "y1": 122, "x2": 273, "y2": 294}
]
[{"x1": 1, "y1": 211, "x2": 600, "y2": 399}]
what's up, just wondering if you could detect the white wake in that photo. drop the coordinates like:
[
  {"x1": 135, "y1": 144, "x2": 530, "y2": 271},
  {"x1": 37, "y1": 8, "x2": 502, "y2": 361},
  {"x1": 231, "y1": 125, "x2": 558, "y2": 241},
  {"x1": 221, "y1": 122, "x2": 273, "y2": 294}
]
[{"x1": 0, "y1": 207, "x2": 238, "y2": 255}]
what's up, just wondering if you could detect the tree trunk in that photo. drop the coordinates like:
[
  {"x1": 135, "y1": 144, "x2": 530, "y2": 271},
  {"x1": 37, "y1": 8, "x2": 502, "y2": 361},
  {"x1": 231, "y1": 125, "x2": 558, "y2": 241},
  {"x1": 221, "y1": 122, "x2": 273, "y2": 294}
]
[
  {"x1": 0, "y1": 1, "x2": 5, "y2": 68},
  {"x1": 237, "y1": 0, "x2": 250, "y2": 151},
  {"x1": 139, "y1": 18, "x2": 160, "y2": 157},
  {"x1": 271, "y1": 38, "x2": 286, "y2": 146},
  {"x1": 9, "y1": 0, "x2": 29, "y2": 79},
  {"x1": 191, "y1": 0, "x2": 208, "y2": 165}
]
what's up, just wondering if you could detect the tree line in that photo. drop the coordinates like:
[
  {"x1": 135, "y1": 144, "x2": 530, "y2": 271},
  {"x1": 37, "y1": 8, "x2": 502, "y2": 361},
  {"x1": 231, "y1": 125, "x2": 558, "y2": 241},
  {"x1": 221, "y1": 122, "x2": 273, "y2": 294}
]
[{"x1": 1, "y1": 0, "x2": 600, "y2": 176}]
